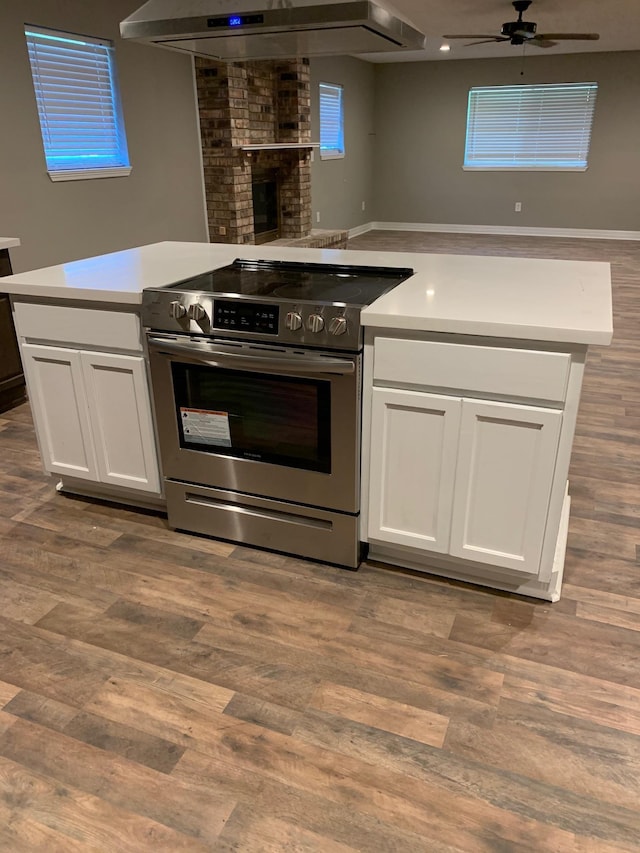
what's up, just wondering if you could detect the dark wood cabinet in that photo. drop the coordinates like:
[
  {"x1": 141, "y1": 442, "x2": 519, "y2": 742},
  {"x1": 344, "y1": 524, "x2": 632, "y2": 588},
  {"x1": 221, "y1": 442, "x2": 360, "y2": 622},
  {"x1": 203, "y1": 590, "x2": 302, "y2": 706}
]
[{"x1": 0, "y1": 249, "x2": 26, "y2": 412}]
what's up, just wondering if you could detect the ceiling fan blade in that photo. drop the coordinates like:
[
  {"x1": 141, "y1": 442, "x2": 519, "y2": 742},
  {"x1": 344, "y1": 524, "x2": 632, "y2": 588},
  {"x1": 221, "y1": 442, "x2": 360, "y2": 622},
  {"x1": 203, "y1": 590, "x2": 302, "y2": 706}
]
[
  {"x1": 537, "y1": 33, "x2": 600, "y2": 40},
  {"x1": 466, "y1": 38, "x2": 510, "y2": 46},
  {"x1": 442, "y1": 34, "x2": 502, "y2": 39},
  {"x1": 530, "y1": 37, "x2": 559, "y2": 48}
]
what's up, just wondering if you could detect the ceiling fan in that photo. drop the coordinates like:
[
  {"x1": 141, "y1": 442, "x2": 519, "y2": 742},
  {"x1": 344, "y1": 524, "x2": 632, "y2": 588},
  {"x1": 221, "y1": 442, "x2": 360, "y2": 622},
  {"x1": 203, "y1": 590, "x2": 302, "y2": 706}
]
[{"x1": 443, "y1": 0, "x2": 600, "y2": 49}]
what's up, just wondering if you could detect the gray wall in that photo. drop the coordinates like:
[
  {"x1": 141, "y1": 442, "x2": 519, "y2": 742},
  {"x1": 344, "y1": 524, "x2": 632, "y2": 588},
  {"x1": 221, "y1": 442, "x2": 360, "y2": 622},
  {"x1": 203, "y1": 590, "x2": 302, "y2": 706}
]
[
  {"x1": 372, "y1": 51, "x2": 640, "y2": 231},
  {"x1": 310, "y1": 56, "x2": 375, "y2": 232},
  {"x1": 0, "y1": 0, "x2": 207, "y2": 273}
]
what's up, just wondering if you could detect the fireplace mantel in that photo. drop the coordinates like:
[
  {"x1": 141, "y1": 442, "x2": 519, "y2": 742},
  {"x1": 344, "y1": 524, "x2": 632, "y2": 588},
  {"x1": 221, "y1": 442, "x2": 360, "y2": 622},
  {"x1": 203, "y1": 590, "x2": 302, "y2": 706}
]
[{"x1": 237, "y1": 143, "x2": 320, "y2": 151}]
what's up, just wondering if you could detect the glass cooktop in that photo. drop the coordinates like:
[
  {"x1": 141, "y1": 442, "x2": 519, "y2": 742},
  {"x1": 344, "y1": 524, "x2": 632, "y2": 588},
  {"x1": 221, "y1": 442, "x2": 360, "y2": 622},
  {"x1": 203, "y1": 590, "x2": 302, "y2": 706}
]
[{"x1": 166, "y1": 259, "x2": 414, "y2": 306}]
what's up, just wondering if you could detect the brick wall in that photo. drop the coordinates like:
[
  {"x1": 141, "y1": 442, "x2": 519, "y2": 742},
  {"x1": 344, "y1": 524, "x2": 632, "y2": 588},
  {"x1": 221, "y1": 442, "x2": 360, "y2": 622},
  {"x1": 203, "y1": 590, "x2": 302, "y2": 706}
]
[{"x1": 195, "y1": 57, "x2": 312, "y2": 244}]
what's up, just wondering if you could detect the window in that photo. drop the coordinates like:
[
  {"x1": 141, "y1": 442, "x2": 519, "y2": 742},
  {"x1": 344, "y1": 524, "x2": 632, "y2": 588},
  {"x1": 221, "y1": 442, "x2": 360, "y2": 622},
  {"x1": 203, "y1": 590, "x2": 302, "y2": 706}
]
[
  {"x1": 25, "y1": 25, "x2": 131, "y2": 181},
  {"x1": 319, "y1": 82, "x2": 344, "y2": 160},
  {"x1": 464, "y1": 82, "x2": 598, "y2": 171}
]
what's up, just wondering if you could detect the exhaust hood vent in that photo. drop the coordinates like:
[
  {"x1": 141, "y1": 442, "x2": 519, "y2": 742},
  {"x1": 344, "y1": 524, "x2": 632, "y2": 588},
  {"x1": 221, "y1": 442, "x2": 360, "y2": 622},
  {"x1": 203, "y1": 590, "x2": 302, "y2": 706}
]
[{"x1": 120, "y1": 0, "x2": 426, "y2": 60}]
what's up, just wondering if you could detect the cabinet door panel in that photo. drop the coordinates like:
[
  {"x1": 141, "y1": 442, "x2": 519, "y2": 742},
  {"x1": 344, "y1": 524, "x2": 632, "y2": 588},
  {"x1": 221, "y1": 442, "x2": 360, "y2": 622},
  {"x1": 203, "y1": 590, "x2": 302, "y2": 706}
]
[
  {"x1": 21, "y1": 344, "x2": 98, "y2": 480},
  {"x1": 450, "y1": 400, "x2": 562, "y2": 574},
  {"x1": 81, "y1": 352, "x2": 160, "y2": 493},
  {"x1": 368, "y1": 387, "x2": 461, "y2": 552}
]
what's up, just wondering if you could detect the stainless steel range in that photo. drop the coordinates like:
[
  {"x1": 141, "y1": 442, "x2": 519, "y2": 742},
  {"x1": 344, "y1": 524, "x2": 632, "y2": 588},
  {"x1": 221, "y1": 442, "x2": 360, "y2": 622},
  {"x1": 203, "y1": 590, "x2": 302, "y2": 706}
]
[{"x1": 142, "y1": 258, "x2": 413, "y2": 568}]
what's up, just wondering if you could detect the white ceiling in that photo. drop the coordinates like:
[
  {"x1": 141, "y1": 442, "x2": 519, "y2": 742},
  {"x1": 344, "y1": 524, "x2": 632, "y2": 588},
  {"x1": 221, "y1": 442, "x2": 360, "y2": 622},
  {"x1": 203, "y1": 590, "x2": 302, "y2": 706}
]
[{"x1": 364, "y1": 0, "x2": 640, "y2": 62}]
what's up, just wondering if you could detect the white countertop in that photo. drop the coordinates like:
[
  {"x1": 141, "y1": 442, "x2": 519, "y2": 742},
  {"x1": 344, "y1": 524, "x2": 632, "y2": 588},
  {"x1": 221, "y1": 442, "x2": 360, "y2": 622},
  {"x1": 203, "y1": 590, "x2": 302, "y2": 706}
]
[
  {"x1": 1, "y1": 240, "x2": 612, "y2": 345},
  {"x1": 362, "y1": 251, "x2": 613, "y2": 345},
  {"x1": 0, "y1": 238, "x2": 20, "y2": 250},
  {"x1": 0, "y1": 241, "x2": 351, "y2": 304}
]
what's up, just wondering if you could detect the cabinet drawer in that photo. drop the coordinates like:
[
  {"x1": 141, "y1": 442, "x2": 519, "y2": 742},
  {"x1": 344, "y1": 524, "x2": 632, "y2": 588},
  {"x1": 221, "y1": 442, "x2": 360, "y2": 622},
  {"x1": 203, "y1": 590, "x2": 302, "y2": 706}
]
[
  {"x1": 12, "y1": 302, "x2": 141, "y2": 352},
  {"x1": 373, "y1": 338, "x2": 570, "y2": 403}
]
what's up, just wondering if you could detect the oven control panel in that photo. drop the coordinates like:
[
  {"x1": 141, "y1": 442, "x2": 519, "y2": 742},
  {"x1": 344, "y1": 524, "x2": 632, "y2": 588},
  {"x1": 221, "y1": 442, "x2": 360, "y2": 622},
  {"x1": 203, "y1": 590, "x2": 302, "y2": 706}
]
[
  {"x1": 207, "y1": 299, "x2": 360, "y2": 349},
  {"x1": 142, "y1": 293, "x2": 363, "y2": 351},
  {"x1": 214, "y1": 300, "x2": 279, "y2": 335}
]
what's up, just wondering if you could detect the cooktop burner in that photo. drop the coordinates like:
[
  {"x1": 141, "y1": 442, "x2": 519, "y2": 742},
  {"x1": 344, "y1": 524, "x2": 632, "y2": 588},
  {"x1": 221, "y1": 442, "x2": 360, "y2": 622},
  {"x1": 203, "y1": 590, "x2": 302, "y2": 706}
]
[
  {"x1": 273, "y1": 283, "x2": 364, "y2": 302},
  {"x1": 166, "y1": 258, "x2": 413, "y2": 306}
]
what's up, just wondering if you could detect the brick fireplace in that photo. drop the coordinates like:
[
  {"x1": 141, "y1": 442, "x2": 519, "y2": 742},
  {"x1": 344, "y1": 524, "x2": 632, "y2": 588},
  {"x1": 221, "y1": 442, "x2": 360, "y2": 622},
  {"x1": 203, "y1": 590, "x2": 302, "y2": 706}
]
[{"x1": 194, "y1": 57, "x2": 347, "y2": 249}]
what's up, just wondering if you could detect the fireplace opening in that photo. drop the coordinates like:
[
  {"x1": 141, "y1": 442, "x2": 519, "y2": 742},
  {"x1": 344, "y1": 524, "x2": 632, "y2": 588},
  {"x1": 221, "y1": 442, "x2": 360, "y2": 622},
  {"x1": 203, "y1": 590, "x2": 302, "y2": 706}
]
[{"x1": 252, "y1": 168, "x2": 280, "y2": 245}]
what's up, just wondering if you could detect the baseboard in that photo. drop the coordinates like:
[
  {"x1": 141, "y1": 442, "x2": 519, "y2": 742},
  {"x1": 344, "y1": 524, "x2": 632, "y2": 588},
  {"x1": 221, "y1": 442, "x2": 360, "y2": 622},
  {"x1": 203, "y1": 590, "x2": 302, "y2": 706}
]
[
  {"x1": 347, "y1": 222, "x2": 375, "y2": 239},
  {"x1": 367, "y1": 222, "x2": 640, "y2": 241}
]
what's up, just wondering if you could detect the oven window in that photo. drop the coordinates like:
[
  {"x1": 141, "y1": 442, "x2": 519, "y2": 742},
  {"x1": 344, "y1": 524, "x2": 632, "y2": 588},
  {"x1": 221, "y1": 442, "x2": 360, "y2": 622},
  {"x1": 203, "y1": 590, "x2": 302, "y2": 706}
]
[{"x1": 171, "y1": 364, "x2": 331, "y2": 473}]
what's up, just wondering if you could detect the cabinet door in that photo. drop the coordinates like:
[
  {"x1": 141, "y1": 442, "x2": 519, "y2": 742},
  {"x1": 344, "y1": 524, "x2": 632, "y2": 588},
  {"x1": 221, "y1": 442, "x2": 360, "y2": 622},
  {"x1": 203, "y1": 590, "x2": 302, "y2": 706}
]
[
  {"x1": 80, "y1": 352, "x2": 160, "y2": 493},
  {"x1": 450, "y1": 399, "x2": 562, "y2": 575},
  {"x1": 368, "y1": 387, "x2": 461, "y2": 552},
  {"x1": 21, "y1": 344, "x2": 98, "y2": 480}
]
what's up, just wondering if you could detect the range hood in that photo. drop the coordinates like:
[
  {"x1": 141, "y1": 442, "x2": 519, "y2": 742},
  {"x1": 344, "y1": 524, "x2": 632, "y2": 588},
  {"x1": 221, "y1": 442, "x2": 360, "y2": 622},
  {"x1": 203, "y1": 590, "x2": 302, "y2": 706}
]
[{"x1": 119, "y1": 0, "x2": 426, "y2": 60}]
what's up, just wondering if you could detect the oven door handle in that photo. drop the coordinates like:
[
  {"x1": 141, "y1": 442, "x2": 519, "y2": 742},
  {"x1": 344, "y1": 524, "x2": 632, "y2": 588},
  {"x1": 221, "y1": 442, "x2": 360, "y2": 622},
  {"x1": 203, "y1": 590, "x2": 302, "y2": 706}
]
[{"x1": 148, "y1": 337, "x2": 356, "y2": 375}]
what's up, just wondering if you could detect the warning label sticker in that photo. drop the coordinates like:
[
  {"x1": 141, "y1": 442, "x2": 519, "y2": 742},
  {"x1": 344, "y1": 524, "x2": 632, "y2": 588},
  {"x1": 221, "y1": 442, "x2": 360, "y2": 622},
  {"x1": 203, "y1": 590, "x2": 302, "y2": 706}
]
[{"x1": 180, "y1": 408, "x2": 231, "y2": 447}]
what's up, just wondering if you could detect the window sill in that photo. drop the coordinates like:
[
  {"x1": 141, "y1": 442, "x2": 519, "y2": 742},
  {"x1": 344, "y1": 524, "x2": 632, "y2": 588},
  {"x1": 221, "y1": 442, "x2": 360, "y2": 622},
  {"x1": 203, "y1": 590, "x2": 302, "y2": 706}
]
[
  {"x1": 320, "y1": 152, "x2": 345, "y2": 161},
  {"x1": 463, "y1": 166, "x2": 587, "y2": 172},
  {"x1": 48, "y1": 166, "x2": 132, "y2": 182}
]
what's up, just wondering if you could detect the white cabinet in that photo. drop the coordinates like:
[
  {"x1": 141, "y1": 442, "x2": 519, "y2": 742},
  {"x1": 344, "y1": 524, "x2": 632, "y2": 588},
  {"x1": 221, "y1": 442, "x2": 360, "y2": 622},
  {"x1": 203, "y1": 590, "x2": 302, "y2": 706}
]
[
  {"x1": 450, "y1": 399, "x2": 562, "y2": 575},
  {"x1": 21, "y1": 345, "x2": 99, "y2": 481},
  {"x1": 368, "y1": 388, "x2": 562, "y2": 576},
  {"x1": 80, "y1": 352, "x2": 160, "y2": 493},
  {"x1": 22, "y1": 344, "x2": 160, "y2": 494},
  {"x1": 368, "y1": 387, "x2": 461, "y2": 553},
  {"x1": 364, "y1": 332, "x2": 581, "y2": 598}
]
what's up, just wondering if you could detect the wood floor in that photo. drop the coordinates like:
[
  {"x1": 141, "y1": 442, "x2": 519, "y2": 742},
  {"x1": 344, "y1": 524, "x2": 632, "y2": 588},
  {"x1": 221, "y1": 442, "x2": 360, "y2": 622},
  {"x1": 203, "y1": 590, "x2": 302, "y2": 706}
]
[{"x1": 1, "y1": 231, "x2": 639, "y2": 851}]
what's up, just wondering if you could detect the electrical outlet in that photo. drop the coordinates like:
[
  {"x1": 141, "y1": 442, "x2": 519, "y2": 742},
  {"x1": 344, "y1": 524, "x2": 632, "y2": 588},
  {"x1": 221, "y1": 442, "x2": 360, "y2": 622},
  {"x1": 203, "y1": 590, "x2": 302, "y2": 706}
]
[
  {"x1": 515, "y1": 202, "x2": 522, "y2": 212},
  {"x1": 316, "y1": 211, "x2": 321, "y2": 223},
  {"x1": 361, "y1": 201, "x2": 366, "y2": 211},
  {"x1": 219, "y1": 225, "x2": 227, "y2": 235}
]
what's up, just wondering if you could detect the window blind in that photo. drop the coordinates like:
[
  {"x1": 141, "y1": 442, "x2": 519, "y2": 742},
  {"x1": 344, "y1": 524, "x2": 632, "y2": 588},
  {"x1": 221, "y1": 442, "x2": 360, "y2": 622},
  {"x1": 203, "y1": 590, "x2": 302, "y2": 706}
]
[
  {"x1": 25, "y1": 25, "x2": 130, "y2": 177},
  {"x1": 464, "y1": 82, "x2": 598, "y2": 170},
  {"x1": 319, "y1": 83, "x2": 344, "y2": 159}
]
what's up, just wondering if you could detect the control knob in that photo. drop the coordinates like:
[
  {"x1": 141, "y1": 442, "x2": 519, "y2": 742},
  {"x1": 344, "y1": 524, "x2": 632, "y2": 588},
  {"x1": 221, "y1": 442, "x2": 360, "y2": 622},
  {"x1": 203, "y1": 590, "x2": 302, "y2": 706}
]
[
  {"x1": 329, "y1": 316, "x2": 348, "y2": 336},
  {"x1": 285, "y1": 311, "x2": 303, "y2": 331},
  {"x1": 169, "y1": 300, "x2": 187, "y2": 320},
  {"x1": 188, "y1": 302, "x2": 208, "y2": 322},
  {"x1": 307, "y1": 313, "x2": 325, "y2": 333}
]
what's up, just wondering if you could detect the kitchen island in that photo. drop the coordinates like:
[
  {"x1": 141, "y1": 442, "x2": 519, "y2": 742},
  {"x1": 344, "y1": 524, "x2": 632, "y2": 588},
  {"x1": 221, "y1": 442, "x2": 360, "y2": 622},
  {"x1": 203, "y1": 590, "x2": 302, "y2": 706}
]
[{"x1": 2, "y1": 241, "x2": 612, "y2": 600}]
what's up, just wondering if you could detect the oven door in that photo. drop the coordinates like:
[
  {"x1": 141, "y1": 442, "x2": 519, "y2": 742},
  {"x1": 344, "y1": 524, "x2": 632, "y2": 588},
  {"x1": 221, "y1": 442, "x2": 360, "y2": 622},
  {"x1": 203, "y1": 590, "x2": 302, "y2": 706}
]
[{"x1": 147, "y1": 334, "x2": 361, "y2": 513}]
